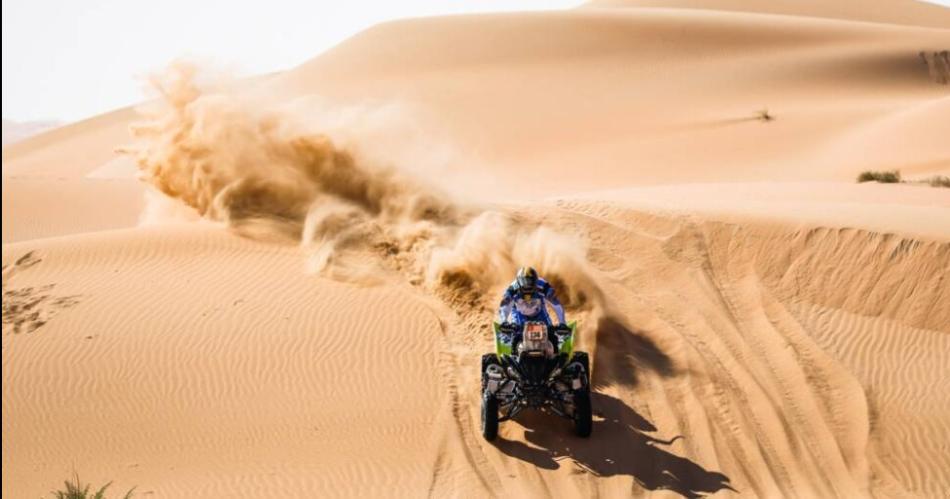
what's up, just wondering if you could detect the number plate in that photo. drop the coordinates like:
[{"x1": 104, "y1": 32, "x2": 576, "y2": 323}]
[{"x1": 525, "y1": 323, "x2": 546, "y2": 341}]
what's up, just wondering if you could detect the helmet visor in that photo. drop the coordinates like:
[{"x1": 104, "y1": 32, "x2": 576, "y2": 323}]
[{"x1": 517, "y1": 275, "x2": 537, "y2": 291}]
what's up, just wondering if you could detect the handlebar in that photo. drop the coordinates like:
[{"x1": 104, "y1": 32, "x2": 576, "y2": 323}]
[{"x1": 499, "y1": 322, "x2": 571, "y2": 334}]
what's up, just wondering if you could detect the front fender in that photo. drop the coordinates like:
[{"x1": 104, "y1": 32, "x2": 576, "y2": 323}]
[
  {"x1": 558, "y1": 321, "x2": 578, "y2": 361},
  {"x1": 492, "y1": 321, "x2": 513, "y2": 359}
]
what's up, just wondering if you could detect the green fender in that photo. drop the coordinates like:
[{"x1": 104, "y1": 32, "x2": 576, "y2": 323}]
[
  {"x1": 492, "y1": 321, "x2": 578, "y2": 361},
  {"x1": 559, "y1": 321, "x2": 578, "y2": 361},
  {"x1": 492, "y1": 322, "x2": 512, "y2": 359}
]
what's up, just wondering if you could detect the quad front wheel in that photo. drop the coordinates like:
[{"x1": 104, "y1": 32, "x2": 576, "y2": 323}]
[{"x1": 481, "y1": 394, "x2": 499, "y2": 441}]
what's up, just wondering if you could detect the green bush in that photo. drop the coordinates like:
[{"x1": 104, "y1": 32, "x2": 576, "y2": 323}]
[
  {"x1": 856, "y1": 170, "x2": 901, "y2": 183},
  {"x1": 51, "y1": 474, "x2": 134, "y2": 499}
]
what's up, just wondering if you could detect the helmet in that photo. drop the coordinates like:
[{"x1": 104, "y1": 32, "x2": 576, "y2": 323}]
[{"x1": 516, "y1": 266, "x2": 539, "y2": 294}]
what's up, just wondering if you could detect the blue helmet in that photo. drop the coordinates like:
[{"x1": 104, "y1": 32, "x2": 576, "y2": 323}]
[{"x1": 516, "y1": 266, "x2": 539, "y2": 294}]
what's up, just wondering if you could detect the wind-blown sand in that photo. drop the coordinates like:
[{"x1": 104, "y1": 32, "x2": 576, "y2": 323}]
[{"x1": 3, "y1": 1, "x2": 949, "y2": 497}]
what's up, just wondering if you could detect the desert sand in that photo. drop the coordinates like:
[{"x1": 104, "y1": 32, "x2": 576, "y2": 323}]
[{"x1": 3, "y1": 0, "x2": 949, "y2": 497}]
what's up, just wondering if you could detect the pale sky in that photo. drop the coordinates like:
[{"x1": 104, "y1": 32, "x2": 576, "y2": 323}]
[
  {"x1": 3, "y1": 0, "x2": 948, "y2": 123},
  {"x1": 2, "y1": 0, "x2": 582, "y2": 122}
]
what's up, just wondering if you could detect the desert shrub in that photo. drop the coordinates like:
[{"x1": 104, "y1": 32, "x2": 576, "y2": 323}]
[
  {"x1": 856, "y1": 170, "x2": 901, "y2": 183},
  {"x1": 50, "y1": 474, "x2": 134, "y2": 499},
  {"x1": 926, "y1": 175, "x2": 950, "y2": 188}
]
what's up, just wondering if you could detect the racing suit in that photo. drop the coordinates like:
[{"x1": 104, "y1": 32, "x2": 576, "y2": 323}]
[{"x1": 497, "y1": 277, "x2": 566, "y2": 327}]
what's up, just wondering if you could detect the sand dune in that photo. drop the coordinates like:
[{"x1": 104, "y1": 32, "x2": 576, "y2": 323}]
[
  {"x1": 3, "y1": 227, "x2": 449, "y2": 497},
  {"x1": 2, "y1": 107, "x2": 138, "y2": 178},
  {"x1": 2, "y1": 177, "x2": 143, "y2": 243},
  {"x1": 792, "y1": 302, "x2": 950, "y2": 497},
  {"x1": 583, "y1": 0, "x2": 950, "y2": 28},
  {"x1": 1, "y1": 119, "x2": 62, "y2": 146},
  {"x1": 3, "y1": 1, "x2": 950, "y2": 497},
  {"x1": 571, "y1": 182, "x2": 950, "y2": 240},
  {"x1": 273, "y1": 9, "x2": 950, "y2": 197},
  {"x1": 5, "y1": 203, "x2": 946, "y2": 497}
]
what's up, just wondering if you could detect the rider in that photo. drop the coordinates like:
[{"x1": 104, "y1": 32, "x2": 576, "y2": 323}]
[{"x1": 498, "y1": 266, "x2": 566, "y2": 330}]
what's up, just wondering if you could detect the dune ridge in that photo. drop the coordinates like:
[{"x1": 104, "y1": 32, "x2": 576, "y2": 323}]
[{"x1": 582, "y1": 0, "x2": 950, "y2": 28}]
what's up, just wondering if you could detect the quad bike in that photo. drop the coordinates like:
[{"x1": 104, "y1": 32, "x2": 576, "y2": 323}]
[{"x1": 480, "y1": 320, "x2": 592, "y2": 441}]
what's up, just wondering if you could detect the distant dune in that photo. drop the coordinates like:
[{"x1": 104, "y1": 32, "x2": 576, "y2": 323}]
[
  {"x1": 583, "y1": 0, "x2": 950, "y2": 28},
  {"x1": 1, "y1": 118, "x2": 61, "y2": 146},
  {"x1": 3, "y1": 0, "x2": 949, "y2": 497}
]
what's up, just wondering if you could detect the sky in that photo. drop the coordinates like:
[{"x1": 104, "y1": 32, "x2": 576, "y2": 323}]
[
  {"x1": 3, "y1": 0, "x2": 949, "y2": 123},
  {"x1": 2, "y1": 0, "x2": 581, "y2": 123}
]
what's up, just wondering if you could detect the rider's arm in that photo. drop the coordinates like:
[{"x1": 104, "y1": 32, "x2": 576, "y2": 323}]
[
  {"x1": 498, "y1": 289, "x2": 514, "y2": 322},
  {"x1": 544, "y1": 282, "x2": 567, "y2": 324}
]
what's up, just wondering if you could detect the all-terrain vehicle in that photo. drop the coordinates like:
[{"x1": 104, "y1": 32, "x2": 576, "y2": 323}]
[{"x1": 480, "y1": 320, "x2": 592, "y2": 441}]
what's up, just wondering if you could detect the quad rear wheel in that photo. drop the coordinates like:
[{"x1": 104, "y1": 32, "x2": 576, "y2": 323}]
[
  {"x1": 573, "y1": 389, "x2": 592, "y2": 437},
  {"x1": 571, "y1": 351, "x2": 592, "y2": 437},
  {"x1": 481, "y1": 394, "x2": 499, "y2": 441},
  {"x1": 481, "y1": 353, "x2": 501, "y2": 441},
  {"x1": 572, "y1": 351, "x2": 590, "y2": 378}
]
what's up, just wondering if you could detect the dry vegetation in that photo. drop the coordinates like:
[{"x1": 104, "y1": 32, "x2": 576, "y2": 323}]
[
  {"x1": 857, "y1": 170, "x2": 902, "y2": 183},
  {"x1": 857, "y1": 170, "x2": 950, "y2": 188},
  {"x1": 50, "y1": 475, "x2": 134, "y2": 499}
]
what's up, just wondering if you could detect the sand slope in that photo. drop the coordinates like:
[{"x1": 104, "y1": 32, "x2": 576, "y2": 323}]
[
  {"x1": 2, "y1": 107, "x2": 137, "y2": 178},
  {"x1": 3, "y1": 1, "x2": 950, "y2": 497},
  {"x1": 1, "y1": 119, "x2": 62, "y2": 146},
  {"x1": 2, "y1": 177, "x2": 143, "y2": 243},
  {"x1": 275, "y1": 9, "x2": 950, "y2": 198},
  {"x1": 584, "y1": 0, "x2": 950, "y2": 29},
  {"x1": 5, "y1": 203, "x2": 946, "y2": 497},
  {"x1": 3, "y1": 228, "x2": 456, "y2": 497}
]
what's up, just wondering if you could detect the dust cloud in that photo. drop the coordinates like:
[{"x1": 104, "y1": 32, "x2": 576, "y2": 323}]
[{"x1": 125, "y1": 62, "x2": 605, "y2": 316}]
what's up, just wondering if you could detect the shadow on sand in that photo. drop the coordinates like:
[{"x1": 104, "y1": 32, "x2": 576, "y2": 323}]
[
  {"x1": 494, "y1": 392, "x2": 735, "y2": 498},
  {"x1": 592, "y1": 316, "x2": 674, "y2": 390}
]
